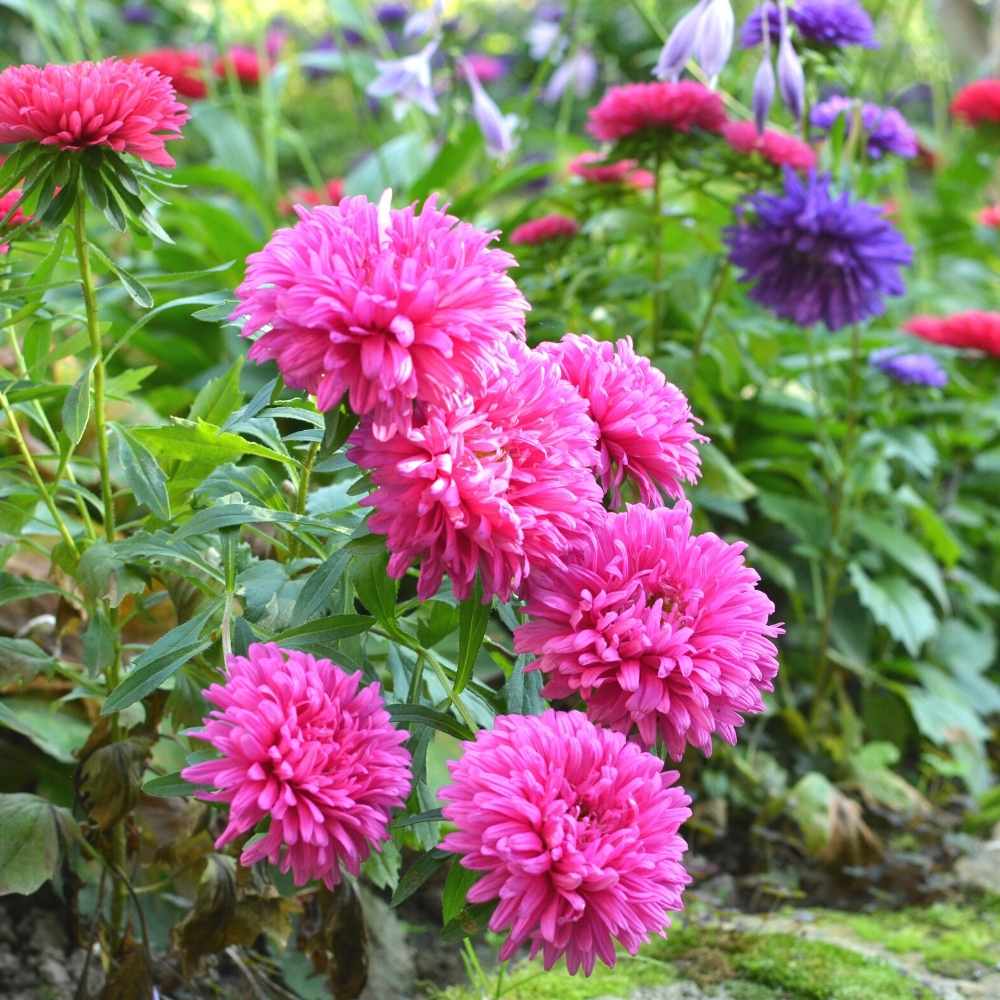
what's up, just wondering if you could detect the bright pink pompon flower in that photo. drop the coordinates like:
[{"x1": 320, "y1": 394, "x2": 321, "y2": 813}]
[
  {"x1": 721, "y1": 120, "x2": 817, "y2": 172},
  {"x1": 979, "y1": 204, "x2": 1000, "y2": 228},
  {"x1": 951, "y1": 79, "x2": 1000, "y2": 126},
  {"x1": 182, "y1": 643, "x2": 411, "y2": 890},
  {"x1": 904, "y1": 311, "x2": 1000, "y2": 358},
  {"x1": 440, "y1": 710, "x2": 691, "y2": 976},
  {"x1": 233, "y1": 194, "x2": 529, "y2": 441},
  {"x1": 568, "y1": 152, "x2": 654, "y2": 189},
  {"x1": 515, "y1": 503, "x2": 783, "y2": 759},
  {"x1": 586, "y1": 81, "x2": 726, "y2": 142},
  {"x1": 0, "y1": 59, "x2": 188, "y2": 167},
  {"x1": 539, "y1": 333, "x2": 704, "y2": 506},
  {"x1": 348, "y1": 343, "x2": 603, "y2": 602},
  {"x1": 510, "y1": 213, "x2": 579, "y2": 246}
]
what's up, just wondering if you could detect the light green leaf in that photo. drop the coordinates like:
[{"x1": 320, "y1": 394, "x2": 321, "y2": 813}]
[{"x1": 848, "y1": 566, "x2": 937, "y2": 656}]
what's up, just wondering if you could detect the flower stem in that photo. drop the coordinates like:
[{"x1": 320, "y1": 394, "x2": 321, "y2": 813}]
[
  {"x1": 288, "y1": 440, "x2": 319, "y2": 562},
  {"x1": 691, "y1": 260, "x2": 730, "y2": 368},
  {"x1": 649, "y1": 145, "x2": 665, "y2": 357}
]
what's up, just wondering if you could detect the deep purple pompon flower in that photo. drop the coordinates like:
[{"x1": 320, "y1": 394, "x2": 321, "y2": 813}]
[
  {"x1": 724, "y1": 169, "x2": 912, "y2": 331},
  {"x1": 811, "y1": 97, "x2": 918, "y2": 159},
  {"x1": 870, "y1": 348, "x2": 947, "y2": 387},
  {"x1": 741, "y1": 1, "x2": 878, "y2": 50}
]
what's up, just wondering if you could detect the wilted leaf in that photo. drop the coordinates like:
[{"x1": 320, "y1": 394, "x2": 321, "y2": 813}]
[
  {"x1": 787, "y1": 772, "x2": 880, "y2": 864},
  {"x1": 78, "y1": 541, "x2": 146, "y2": 608},
  {"x1": 0, "y1": 636, "x2": 56, "y2": 684},
  {"x1": 77, "y1": 736, "x2": 153, "y2": 830},
  {"x1": 298, "y1": 881, "x2": 369, "y2": 1000}
]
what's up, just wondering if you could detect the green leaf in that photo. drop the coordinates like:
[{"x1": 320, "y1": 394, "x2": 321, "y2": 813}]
[
  {"x1": 0, "y1": 573, "x2": 59, "y2": 606},
  {"x1": 87, "y1": 243, "x2": 154, "y2": 308},
  {"x1": 0, "y1": 793, "x2": 79, "y2": 896},
  {"x1": 60, "y1": 359, "x2": 94, "y2": 448},
  {"x1": 271, "y1": 614, "x2": 374, "y2": 653},
  {"x1": 506, "y1": 655, "x2": 546, "y2": 716},
  {"x1": 143, "y1": 772, "x2": 203, "y2": 797},
  {"x1": 0, "y1": 637, "x2": 56, "y2": 685},
  {"x1": 175, "y1": 502, "x2": 345, "y2": 541},
  {"x1": 362, "y1": 838, "x2": 401, "y2": 892},
  {"x1": 111, "y1": 424, "x2": 171, "y2": 520},
  {"x1": 82, "y1": 608, "x2": 115, "y2": 676},
  {"x1": 350, "y1": 537, "x2": 397, "y2": 626},
  {"x1": 455, "y1": 583, "x2": 489, "y2": 694},
  {"x1": 132, "y1": 418, "x2": 295, "y2": 468},
  {"x1": 78, "y1": 541, "x2": 146, "y2": 608},
  {"x1": 848, "y1": 565, "x2": 937, "y2": 656},
  {"x1": 387, "y1": 704, "x2": 473, "y2": 741},
  {"x1": 290, "y1": 547, "x2": 353, "y2": 626},
  {"x1": 442, "y1": 861, "x2": 480, "y2": 925},
  {"x1": 189, "y1": 357, "x2": 245, "y2": 425},
  {"x1": 699, "y1": 443, "x2": 757, "y2": 501},
  {"x1": 390, "y1": 848, "x2": 449, "y2": 908}
]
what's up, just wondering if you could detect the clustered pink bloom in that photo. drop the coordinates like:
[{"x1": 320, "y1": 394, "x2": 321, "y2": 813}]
[
  {"x1": 440, "y1": 710, "x2": 691, "y2": 975},
  {"x1": 233, "y1": 194, "x2": 529, "y2": 441},
  {"x1": 510, "y1": 213, "x2": 580, "y2": 246},
  {"x1": 540, "y1": 334, "x2": 703, "y2": 506},
  {"x1": 348, "y1": 343, "x2": 603, "y2": 602},
  {"x1": 721, "y1": 120, "x2": 817, "y2": 172},
  {"x1": 131, "y1": 48, "x2": 207, "y2": 100},
  {"x1": 979, "y1": 204, "x2": 1000, "y2": 228},
  {"x1": 586, "y1": 81, "x2": 726, "y2": 142},
  {"x1": 182, "y1": 643, "x2": 411, "y2": 890},
  {"x1": 904, "y1": 311, "x2": 1000, "y2": 358},
  {"x1": 0, "y1": 59, "x2": 189, "y2": 167},
  {"x1": 516, "y1": 503, "x2": 783, "y2": 759},
  {"x1": 568, "y1": 151, "x2": 654, "y2": 189}
]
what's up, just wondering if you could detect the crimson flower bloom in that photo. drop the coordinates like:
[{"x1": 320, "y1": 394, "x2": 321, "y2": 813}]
[
  {"x1": 233, "y1": 194, "x2": 529, "y2": 441},
  {"x1": 538, "y1": 334, "x2": 703, "y2": 506},
  {"x1": 182, "y1": 643, "x2": 411, "y2": 889},
  {"x1": 440, "y1": 710, "x2": 692, "y2": 975},
  {"x1": 214, "y1": 46, "x2": 264, "y2": 85},
  {"x1": 510, "y1": 213, "x2": 580, "y2": 246},
  {"x1": 132, "y1": 48, "x2": 207, "y2": 99},
  {"x1": 951, "y1": 79, "x2": 1000, "y2": 127},
  {"x1": 0, "y1": 59, "x2": 188, "y2": 167},
  {"x1": 586, "y1": 81, "x2": 726, "y2": 142},
  {"x1": 722, "y1": 120, "x2": 816, "y2": 171},
  {"x1": 904, "y1": 312, "x2": 1000, "y2": 357},
  {"x1": 278, "y1": 178, "x2": 344, "y2": 216},
  {"x1": 515, "y1": 503, "x2": 783, "y2": 759},
  {"x1": 568, "y1": 151, "x2": 654, "y2": 189}
]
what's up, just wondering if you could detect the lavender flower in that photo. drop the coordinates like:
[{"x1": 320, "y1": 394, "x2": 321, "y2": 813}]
[
  {"x1": 461, "y1": 59, "x2": 518, "y2": 158},
  {"x1": 811, "y1": 97, "x2": 918, "y2": 159},
  {"x1": 724, "y1": 169, "x2": 913, "y2": 331},
  {"x1": 376, "y1": 2, "x2": 409, "y2": 25},
  {"x1": 752, "y1": 51, "x2": 776, "y2": 131},
  {"x1": 528, "y1": 19, "x2": 564, "y2": 61},
  {"x1": 741, "y1": 1, "x2": 878, "y2": 50},
  {"x1": 405, "y1": 0, "x2": 443, "y2": 40},
  {"x1": 543, "y1": 49, "x2": 598, "y2": 104},
  {"x1": 777, "y1": 33, "x2": 804, "y2": 119},
  {"x1": 695, "y1": 0, "x2": 736, "y2": 79},
  {"x1": 870, "y1": 348, "x2": 947, "y2": 387},
  {"x1": 367, "y1": 39, "x2": 439, "y2": 117},
  {"x1": 654, "y1": 1, "x2": 710, "y2": 81}
]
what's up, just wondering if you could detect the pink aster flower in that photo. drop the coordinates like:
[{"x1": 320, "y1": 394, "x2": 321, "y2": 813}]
[
  {"x1": 348, "y1": 343, "x2": 603, "y2": 602},
  {"x1": 568, "y1": 152, "x2": 654, "y2": 189},
  {"x1": 539, "y1": 334, "x2": 704, "y2": 506},
  {"x1": 0, "y1": 186, "x2": 30, "y2": 254},
  {"x1": 440, "y1": 710, "x2": 692, "y2": 975},
  {"x1": 0, "y1": 59, "x2": 188, "y2": 168},
  {"x1": 515, "y1": 503, "x2": 783, "y2": 759},
  {"x1": 586, "y1": 81, "x2": 726, "y2": 142},
  {"x1": 182, "y1": 643, "x2": 411, "y2": 889},
  {"x1": 979, "y1": 204, "x2": 1000, "y2": 228},
  {"x1": 233, "y1": 194, "x2": 529, "y2": 441},
  {"x1": 721, "y1": 120, "x2": 816, "y2": 171},
  {"x1": 509, "y1": 213, "x2": 579, "y2": 246}
]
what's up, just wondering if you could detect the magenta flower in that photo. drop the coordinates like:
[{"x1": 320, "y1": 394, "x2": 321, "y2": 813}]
[
  {"x1": 440, "y1": 710, "x2": 692, "y2": 975},
  {"x1": 182, "y1": 643, "x2": 411, "y2": 890},
  {"x1": 515, "y1": 503, "x2": 783, "y2": 759},
  {"x1": 509, "y1": 213, "x2": 579, "y2": 245},
  {"x1": 233, "y1": 193, "x2": 529, "y2": 441},
  {"x1": 348, "y1": 343, "x2": 603, "y2": 602},
  {"x1": 538, "y1": 334, "x2": 703, "y2": 506},
  {"x1": 0, "y1": 59, "x2": 188, "y2": 168}
]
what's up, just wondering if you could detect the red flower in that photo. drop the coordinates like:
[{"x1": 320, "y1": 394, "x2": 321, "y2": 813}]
[
  {"x1": 214, "y1": 46, "x2": 263, "y2": 85},
  {"x1": 721, "y1": 120, "x2": 816, "y2": 172},
  {"x1": 278, "y1": 178, "x2": 344, "y2": 216},
  {"x1": 978, "y1": 204, "x2": 1000, "y2": 228},
  {"x1": 951, "y1": 79, "x2": 1000, "y2": 127},
  {"x1": 509, "y1": 213, "x2": 579, "y2": 245},
  {"x1": 568, "y1": 151, "x2": 654, "y2": 189},
  {"x1": 904, "y1": 312, "x2": 1000, "y2": 357},
  {"x1": 132, "y1": 48, "x2": 207, "y2": 100},
  {"x1": 586, "y1": 82, "x2": 726, "y2": 142},
  {"x1": 0, "y1": 186, "x2": 29, "y2": 255}
]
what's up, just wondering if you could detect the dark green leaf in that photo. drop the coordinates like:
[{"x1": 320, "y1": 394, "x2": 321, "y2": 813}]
[
  {"x1": 389, "y1": 849, "x2": 449, "y2": 908},
  {"x1": 506, "y1": 655, "x2": 546, "y2": 716},
  {"x1": 0, "y1": 793, "x2": 79, "y2": 896},
  {"x1": 350, "y1": 537, "x2": 396, "y2": 626},
  {"x1": 143, "y1": 772, "x2": 203, "y2": 797},
  {"x1": 189, "y1": 357, "x2": 245, "y2": 425},
  {"x1": 111, "y1": 425, "x2": 171, "y2": 520},
  {"x1": 272, "y1": 614, "x2": 374, "y2": 653},
  {"x1": 387, "y1": 704, "x2": 473, "y2": 741},
  {"x1": 455, "y1": 583, "x2": 489, "y2": 694},
  {"x1": 442, "y1": 862, "x2": 480, "y2": 925},
  {"x1": 78, "y1": 541, "x2": 146, "y2": 608},
  {"x1": 290, "y1": 547, "x2": 353, "y2": 626}
]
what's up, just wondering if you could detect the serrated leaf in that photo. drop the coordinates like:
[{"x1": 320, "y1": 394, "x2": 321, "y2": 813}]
[
  {"x1": 848, "y1": 565, "x2": 936, "y2": 656},
  {"x1": 78, "y1": 541, "x2": 146, "y2": 608},
  {"x1": 132, "y1": 418, "x2": 295, "y2": 468},
  {"x1": 0, "y1": 793, "x2": 79, "y2": 896}
]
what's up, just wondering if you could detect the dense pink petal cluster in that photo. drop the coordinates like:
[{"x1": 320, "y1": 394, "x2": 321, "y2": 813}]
[
  {"x1": 233, "y1": 194, "x2": 529, "y2": 440},
  {"x1": 440, "y1": 710, "x2": 691, "y2": 975},
  {"x1": 904, "y1": 311, "x2": 1000, "y2": 357},
  {"x1": 515, "y1": 503, "x2": 783, "y2": 759},
  {"x1": 721, "y1": 120, "x2": 817, "y2": 172},
  {"x1": 349, "y1": 344, "x2": 603, "y2": 601},
  {"x1": 951, "y1": 79, "x2": 1000, "y2": 126},
  {"x1": 586, "y1": 81, "x2": 726, "y2": 142},
  {"x1": 510, "y1": 213, "x2": 580, "y2": 246},
  {"x1": 539, "y1": 334, "x2": 703, "y2": 506},
  {"x1": 182, "y1": 643, "x2": 411, "y2": 889},
  {"x1": 0, "y1": 59, "x2": 188, "y2": 167},
  {"x1": 568, "y1": 152, "x2": 654, "y2": 189}
]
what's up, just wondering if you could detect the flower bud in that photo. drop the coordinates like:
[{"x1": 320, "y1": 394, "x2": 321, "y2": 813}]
[
  {"x1": 653, "y1": 0, "x2": 708, "y2": 82},
  {"x1": 694, "y1": 0, "x2": 735, "y2": 81},
  {"x1": 777, "y1": 31, "x2": 805, "y2": 120},
  {"x1": 752, "y1": 53, "x2": 776, "y2": 132},
  {"x1": 461, "y1": 58, "x2": 518, "y2": 159}
]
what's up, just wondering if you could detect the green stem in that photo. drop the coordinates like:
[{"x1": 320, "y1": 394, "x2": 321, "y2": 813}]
[
  {"x1": 649, "y1": 146, "x2": 664, "y2": 357},
  {"x1": 691, "y1": 260, "x2": 730, "y2": 368},
  {"x1": 289, "y1": 440, "x2": 320, "y2": 562}
]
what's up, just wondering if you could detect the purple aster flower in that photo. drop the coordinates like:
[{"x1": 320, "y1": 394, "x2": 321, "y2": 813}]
[
  {"x1": 811, "y1": 96, "x2": 918, "y2": 159},
  {"x1": 724, "y1": 169, "x2": 912, "y2": 331},
  {"x1": 870, "y1": 349, "x2": 947, "y2": 387},
  {"x1": 122, "y1": 2, "x2": 155, "y2": 24},
  {"x1": 367, "y1": 39, "x2": 439, "y2": 117},
  {"x1": 377, "y1": 3, "x2": 409, "y2": 26},
  {"x1": 741, "y1": 1, "x2": 879, "y2": 50}
]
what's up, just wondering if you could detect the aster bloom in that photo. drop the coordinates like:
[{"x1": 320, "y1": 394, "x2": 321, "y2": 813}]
[
  {"x1": 568, "y1": 152, "x2": 654, "y2": 189},
  {"x1": 234, "y1": 194, "x2": 527, "y2": 440},
  {"x1": 461, "y1": 59, "x2": 518, "y2": 159},
  {"x1": 214, "y1": 46, "x2": 264, "y2": 85},
  {"x1": 440, "y1": 710, "x2": 692, "y2": 975},
  {"x1": 543, "y1": 49, "x2": 598, "y2": 105},
  {"x1": 904, "y1": 312, "x2": 1000, "y2": 358},
  {"x1": 722, "y1": 120, "x2": 816, "y2": 171},
  {"x1": 132, "y1": 48, "x2": 207, "y2": 100},
  {"x1": 978, "y1": 204, "x2": 1000, "y2": 228},
  {"x1": 122, "y1": 2, "x2": 155, "y2": 24},
  {"x1": 0, "y1": 187, "x2": 30, "y2": 254},
  {"x1": 278, "y1": 178, "x2": 344, "y2": 216},
  {"x1": 0, "y1": 59, "x2": 188, "y2": 168},
  {"x1": 348, "y1": 343, "x2": 603, "y2": 602},
  {"x1": 951, "y1": 80, "x2": 1000, "y2": 127},
  {"x1": 724, "y1": 169, "x2": 912, "y2": 331},
  {"x1": 515, "y1": 503, "x2": 783, "y2": 758},
  {"x1": 367, "y1": 40, "x2": 440, "y2": 117},
  {"x1": 741, "y1": 1, "x2": 878, "y2": 50},
  {"x1": 811, "y1": 97, "x2": 918, "y2": 160},
  {"x1": 538, "y1": 334, "x2": 703, "y2": 506},
  {"x1": 510, "y1": 214, "x2": 579, "y2": 245},
  {"x1": 586, "y1": 81, "x2": 726, "y2": 142},
  {"x1": 182, "y1": 643, "x2": 411, "y2": 889},
  {"x1": 465, "y1": 53, "x2": 506, "y2": 84},
  {"x1": 869, "y1": 348, "x2": 947, "y2": 388}
]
